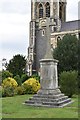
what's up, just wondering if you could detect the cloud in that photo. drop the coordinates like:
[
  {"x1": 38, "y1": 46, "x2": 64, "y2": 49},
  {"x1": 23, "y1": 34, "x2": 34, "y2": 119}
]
[
  {"x1": 0, "y1": 13, "x2": 30, "y2": 62},
  {"x1": 1, "y1": 35, "x2": 28, "y2": 61},
  {"x1": 0, "y1": 0, "x2": 31, "y2": 14},
  {"x1": 0, "y1": 13, "x2": 30, "y2": 36},
  {"x1": 66, "y1": 0, "x2": 78, "y2": 21},
  {"x1": 0, "y1": 12, "x2": 30, "y2": 54}
]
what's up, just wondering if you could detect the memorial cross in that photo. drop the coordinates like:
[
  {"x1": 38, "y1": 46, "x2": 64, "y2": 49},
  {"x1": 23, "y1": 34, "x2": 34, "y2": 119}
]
[{"x1": 44, "y1": 18, "x2": 54, "y2": 59}]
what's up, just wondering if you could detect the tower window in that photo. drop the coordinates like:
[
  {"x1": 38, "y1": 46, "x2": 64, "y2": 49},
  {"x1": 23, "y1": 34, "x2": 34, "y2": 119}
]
[
  {"x1": 59, "y1": 4, "x2": 62, "y2": 21},
  {"x1": 46, "y1": 2, "x2": 50, "y2": 17},
  {"x1": 39, "y1": 4, "x2": 43, "y2": 18}
]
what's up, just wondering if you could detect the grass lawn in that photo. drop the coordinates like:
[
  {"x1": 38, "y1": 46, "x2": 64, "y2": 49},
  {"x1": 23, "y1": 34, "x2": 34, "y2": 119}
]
[{"x1": 2, "y1": 94, "x2": 78, "y2": 118}]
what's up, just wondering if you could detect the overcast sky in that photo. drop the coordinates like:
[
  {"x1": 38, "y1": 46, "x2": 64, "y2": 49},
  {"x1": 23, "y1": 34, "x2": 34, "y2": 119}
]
[{"x1": 0, "y1": 0, "x2": 79, "y2": 67}]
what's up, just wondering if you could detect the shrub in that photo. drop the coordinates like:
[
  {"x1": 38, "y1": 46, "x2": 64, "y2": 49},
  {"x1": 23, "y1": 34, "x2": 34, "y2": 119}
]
[
  {"x1": 2, "y1": 77, "x2": 18, "y2": 97},
  {"x1": 2, "y1": 86, "x2": 15, "y2": 97},
  {"x1": 59, "y1": 70, "x2": 78, "y2": 98},
  {"x1": 21, "y1": 74, "x2": 30, "y2": 83},
  {"x1": 2, "y1": 77, "x2": 18, "y2": 88},
  {"x1": 2, "y1": 70, "x2": 13, "y2": 81},
  {"x1": 23, "y1": 78, "x2": 40, "y2": 94},
  {"x1": 16, "y1": 86, "x2": 25, "y2": 95},
  {"x1": 14, "y1": 75, "x2": 22, "y2": 86}
]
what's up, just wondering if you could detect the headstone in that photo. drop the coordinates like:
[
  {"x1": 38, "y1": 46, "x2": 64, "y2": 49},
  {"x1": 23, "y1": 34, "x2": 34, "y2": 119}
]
[{"x1": 25, "y1": 18, "x2": 72, "y2": 107}]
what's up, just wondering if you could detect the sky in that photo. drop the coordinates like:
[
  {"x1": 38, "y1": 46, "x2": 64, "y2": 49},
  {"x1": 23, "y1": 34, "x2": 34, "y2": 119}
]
[{"x1": 0, "y1": 0, "x2": 79, "y2": 67}]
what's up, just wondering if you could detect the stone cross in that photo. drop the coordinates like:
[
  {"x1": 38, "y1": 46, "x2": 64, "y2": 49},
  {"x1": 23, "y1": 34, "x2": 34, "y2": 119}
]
[
  {"x1": 25, "y1": 18, "x2": 72, "y2": 108},
  {"x1": 44, "y1": 18, "x2": 53, "y2": 59}
]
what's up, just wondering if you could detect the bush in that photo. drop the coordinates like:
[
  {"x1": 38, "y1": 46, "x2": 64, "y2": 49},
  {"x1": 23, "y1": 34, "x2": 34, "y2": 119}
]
[
  {"x1": 2, "y1": 77, "x2": 18, "y2": 97},
  {"x1": 14, "y1": 75, "x2": 22, "y2": 86},
  {"x1": 2, "y1": 77, "x2": 18, "y2": 88},
  {"x1": 2, "y1": 70, "x2": 13, "y2": 81},
  {"x1": 59, "y1": 71, "x2": 78, "y2": 98},
  {"x1": 16, "y1": 86, "x2": 25, "y2": 95},
  {"x1": 2, "y1": 86, "x2": 15, "y2": 97},
  {"x1": 22, "y1": 78, "x2": 40, "y2": 94},
  {"x1": 21, "y1": 74, "x2": 30, "y2": 83}
]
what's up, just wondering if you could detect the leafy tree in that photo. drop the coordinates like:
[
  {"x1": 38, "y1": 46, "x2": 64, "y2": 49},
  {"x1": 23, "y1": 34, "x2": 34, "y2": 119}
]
[
  {"x1": 78, "y1": 36, "x2": 80, "y2": 90},
  {"x1": 7, "y1": 54, "x2": 26, "y2": 77},
  {"x1": 2, "y1": 70, "x2": 13, "y2": 81},
  {"x1": 14, "y1": 75, "x2": 22, "y2": 86},
  {"x1": 21, "y1": 74, "x2": 30, "y2": 83},
  {"x1": 53, "y1": 34, "x2": 78, "y2": 73}
]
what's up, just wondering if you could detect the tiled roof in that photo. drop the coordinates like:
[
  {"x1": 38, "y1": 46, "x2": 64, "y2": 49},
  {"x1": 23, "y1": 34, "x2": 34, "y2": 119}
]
[{"x1": 61, "y1": 20, "x2": 80, "y2": 31}]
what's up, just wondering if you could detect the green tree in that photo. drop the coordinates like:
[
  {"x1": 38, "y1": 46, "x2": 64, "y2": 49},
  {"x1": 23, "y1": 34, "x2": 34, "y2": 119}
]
[
  {"x1": 7, "y1": 54, "x2": 26, "y2": 77},
  {"x1": 21, "y1": 74, "x2": 30, "y2": 83},
  {"x1": 2, "y1": 70, "x2": 13, "y2": 81},
  {"x1": 14, "y1": 75, "x2": 22, "y2": 86},
  {"x1": 53, "y1": 34, "x2": 78, "y2": 73}
]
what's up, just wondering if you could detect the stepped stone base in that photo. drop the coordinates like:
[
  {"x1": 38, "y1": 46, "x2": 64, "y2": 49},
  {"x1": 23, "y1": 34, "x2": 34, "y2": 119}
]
[{"x1": 25, "y1": 88, "x2": 72, "y2": 108}]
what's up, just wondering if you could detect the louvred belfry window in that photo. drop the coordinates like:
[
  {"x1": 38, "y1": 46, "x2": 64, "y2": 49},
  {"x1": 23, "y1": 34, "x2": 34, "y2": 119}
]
[
  {"x1": 46, "y1": 2, "x2": 50, "y2": 17},
  {"x1": 39, "y1": 4, "x2": 43, "y2": 18}
]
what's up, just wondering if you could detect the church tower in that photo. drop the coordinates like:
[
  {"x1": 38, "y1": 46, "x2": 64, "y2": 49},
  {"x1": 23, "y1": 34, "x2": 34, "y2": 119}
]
[
  {"x1": 31, "y1": 0, "x2": 66, "y2": 21},
  {"x1": 27, "y1": 0, "x2": 66, "y2": 76}
]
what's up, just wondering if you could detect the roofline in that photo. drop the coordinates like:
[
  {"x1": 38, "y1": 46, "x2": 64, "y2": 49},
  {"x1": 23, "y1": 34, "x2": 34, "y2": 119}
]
[{"x1": 63, "y1": 19, "x2": 80, "y2": 23}]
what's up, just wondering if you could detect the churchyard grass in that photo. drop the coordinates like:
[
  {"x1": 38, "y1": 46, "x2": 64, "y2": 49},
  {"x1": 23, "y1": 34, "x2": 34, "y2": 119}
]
[{"x1": 2, "y1": 94, "x2": 78, "y2": 118}]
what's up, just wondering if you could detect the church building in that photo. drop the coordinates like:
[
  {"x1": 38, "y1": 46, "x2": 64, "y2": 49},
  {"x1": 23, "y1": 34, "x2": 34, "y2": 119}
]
[{"x1": 27, "y1": 0, "x2": 80, "y2": 76}]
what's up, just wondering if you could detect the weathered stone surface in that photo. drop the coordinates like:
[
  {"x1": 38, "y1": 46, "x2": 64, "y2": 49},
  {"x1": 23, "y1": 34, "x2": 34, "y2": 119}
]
[
  {"x1": 25, "y1": 59, "x2": 72, "y2": 107},
  {"x1": 40, "y1": 59, "x2": 58, "y2": 90},
  {"x1": 25, "y1": 88, "x2": 72, "y2": 108}
]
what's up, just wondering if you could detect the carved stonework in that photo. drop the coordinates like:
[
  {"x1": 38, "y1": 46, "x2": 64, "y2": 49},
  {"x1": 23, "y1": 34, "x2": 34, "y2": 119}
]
[{"x1": 27, "y1": 0, "x2": 67, "y2": 75}]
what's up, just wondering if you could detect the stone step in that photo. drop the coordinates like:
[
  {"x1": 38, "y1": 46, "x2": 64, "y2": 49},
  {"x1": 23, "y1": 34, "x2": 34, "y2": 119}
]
[
  {"x1": 26, "y1": 103, "x2": 58, "y2": 108},
  {"x1": 58, "y1": 98, "x2": 71, "y2": 106},
  {"x1": 26, "y1": 100, "x2": 72, "y2": 108},
  {"x1": 42, "y1": 98, "x2": 71, "y2": 106},
  {"x1": 29, "y1": 96, "x2": 68, "y2": 102},
  {"x1": 56, "y1": 96, "x2": 68, "y2": 102},
  {"x1": 25, "y1": 98, "x2": 71, "y2": 107},
  {"x1": 25, "y1": 88, "x2": 72, "y2": 108},
  {"x1": 33, "y1": 93, "x2": 65, "y2": 99}
]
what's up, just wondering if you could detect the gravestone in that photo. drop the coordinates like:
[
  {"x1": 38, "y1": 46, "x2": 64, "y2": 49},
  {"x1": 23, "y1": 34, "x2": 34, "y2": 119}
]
[{"x1": 25, "y1": 18, "x2": 72, "y2": 107}]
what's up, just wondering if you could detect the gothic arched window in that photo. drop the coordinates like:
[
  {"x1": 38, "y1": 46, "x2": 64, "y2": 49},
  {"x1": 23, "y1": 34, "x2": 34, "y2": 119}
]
[
  {"x1": 57, "y1": 36, "x2": 61, "y2": 43},
  {"x1": 39, "y1": 4, "x2": 43, "y2": 18},
  {"x1": 59, "y1": 3, "x2": 62, "y2": 21},
  {"x1": 46, "y1": 2, "x2": 50, "y2": 17},
  {"x1": 59, "y1": 2, "x2": 64, "y2": 21}
]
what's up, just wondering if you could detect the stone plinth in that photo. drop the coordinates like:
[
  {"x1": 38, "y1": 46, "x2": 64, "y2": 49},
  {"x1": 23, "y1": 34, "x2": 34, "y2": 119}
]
[
  {"x1": 40, "y1": 59, "x2": 58, "y2": 90},
  {"x1": 25, "y1": 58, "x2": 72, "y2": 107}
]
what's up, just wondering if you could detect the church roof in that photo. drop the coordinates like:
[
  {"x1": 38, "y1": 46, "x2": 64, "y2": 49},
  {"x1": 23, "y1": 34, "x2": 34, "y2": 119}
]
[{"x1": 61, "y1": 20, "x2": 80, "y2": 31}]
